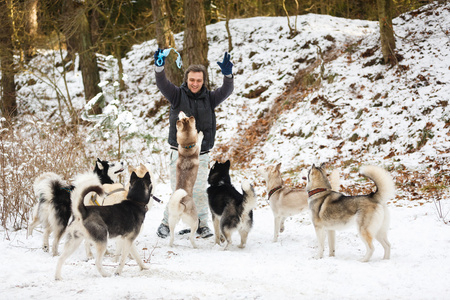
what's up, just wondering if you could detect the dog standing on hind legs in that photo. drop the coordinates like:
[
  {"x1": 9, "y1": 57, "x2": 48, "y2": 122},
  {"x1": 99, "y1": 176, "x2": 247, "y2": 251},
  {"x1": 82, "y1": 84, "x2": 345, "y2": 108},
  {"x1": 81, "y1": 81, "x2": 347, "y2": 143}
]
[
  {"x1": 207, "y1": 160, "x2": 256, "y2": 250},
  {"x1": 55, "y1": 170, "x2": 152, "y2": 280},
  {"x1": 306, "y1": 164, "x2": 394, "y2": 262},
  {"x1": 168, "y1": 111, "x2": 203, "y2": 248}
]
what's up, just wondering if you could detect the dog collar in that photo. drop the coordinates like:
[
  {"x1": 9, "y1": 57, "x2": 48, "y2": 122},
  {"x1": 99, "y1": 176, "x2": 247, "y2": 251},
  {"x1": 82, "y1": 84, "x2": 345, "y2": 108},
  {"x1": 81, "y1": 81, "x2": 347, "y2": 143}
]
[
  {"x1": 181, "y1": 143, "x2": 196, "y2": 149},
  {"x1": 268, "y1": 186, "x2": 282, "y2": 199},
  {"x1": 129, "y1": 200, "x2": 148, "y2": 211},
  {"x1": 308, "y1": 188, "x2": 328, "y2": 197}
]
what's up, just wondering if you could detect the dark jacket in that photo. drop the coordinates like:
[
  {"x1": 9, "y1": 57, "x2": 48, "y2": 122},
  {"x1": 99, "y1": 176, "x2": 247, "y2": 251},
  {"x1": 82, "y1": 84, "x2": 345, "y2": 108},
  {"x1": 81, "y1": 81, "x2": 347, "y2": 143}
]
[{"x1": 155, "y1": 69, "x2": 234, "y2": 152}]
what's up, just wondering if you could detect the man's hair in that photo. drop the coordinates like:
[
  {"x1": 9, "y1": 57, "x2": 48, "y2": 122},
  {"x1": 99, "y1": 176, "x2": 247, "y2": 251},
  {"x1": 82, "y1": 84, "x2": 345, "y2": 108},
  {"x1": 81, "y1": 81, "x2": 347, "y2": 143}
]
[{"x1": 184, "y1": 64, "x2": 207, "y2": 84}]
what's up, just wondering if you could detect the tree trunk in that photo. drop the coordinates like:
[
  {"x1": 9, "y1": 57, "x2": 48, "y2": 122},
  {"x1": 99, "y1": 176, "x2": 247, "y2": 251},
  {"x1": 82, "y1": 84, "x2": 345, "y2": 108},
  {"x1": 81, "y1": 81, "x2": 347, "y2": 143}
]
[
  {"x1": 224, "y1": 0, "x2": 233, "y2": 53},
  {"x1": 67, "y1": 1, "x2": 103, "y2": 114},
  {"x1": 0, "y1": 1, "x2": 18, "y2": 119},
  {"x1": 183, "y1": 0, "x2": 209, "y2": 86},
  {"x1": 151, "y1": 0, "x2": 183, "y2": 86},
  {"x1": 24, "y1": 0, "x2": 38, "y2": 63},
  {"x1": 377, "y1": 0, "x2": 396, "y2": 65},
  {"x1": 78, "y1": 10, "x2": 103, "y2": 114}
]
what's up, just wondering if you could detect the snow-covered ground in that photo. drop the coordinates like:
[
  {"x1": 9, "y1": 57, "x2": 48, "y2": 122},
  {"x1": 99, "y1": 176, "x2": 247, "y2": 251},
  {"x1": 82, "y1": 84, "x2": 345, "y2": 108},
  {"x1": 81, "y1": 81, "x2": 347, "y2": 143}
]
[
  {"x1": 1, "y1": 192, "x2": 449, "y2": 299},
  {"x1": 1, "y1": 2, "x2": 450, "y2": 299}
]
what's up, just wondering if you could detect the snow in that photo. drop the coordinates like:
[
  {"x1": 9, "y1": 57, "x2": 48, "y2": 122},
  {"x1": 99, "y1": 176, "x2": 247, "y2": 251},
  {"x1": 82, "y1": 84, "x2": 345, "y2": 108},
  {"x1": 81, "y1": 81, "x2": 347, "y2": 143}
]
[
  {"x1": 1, "y1": 198, "x2": 449, "y2": 299},
  {"x1": 1, "y1": 2, "x2": 450, "y2": 299}
]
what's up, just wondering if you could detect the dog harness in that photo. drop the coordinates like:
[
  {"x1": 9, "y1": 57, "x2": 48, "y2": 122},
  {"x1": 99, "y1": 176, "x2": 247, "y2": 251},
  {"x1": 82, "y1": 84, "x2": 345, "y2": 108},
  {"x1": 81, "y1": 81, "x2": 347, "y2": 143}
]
[
  {"x1": 308, "y1": 188, "x2": 328, "y2": 198},
  {"x1": 268, "y1": 186, "x2": 283, "y2": 199},
  {"x1": 90, "y1": 187, "x2": 126, "y2": 206}
]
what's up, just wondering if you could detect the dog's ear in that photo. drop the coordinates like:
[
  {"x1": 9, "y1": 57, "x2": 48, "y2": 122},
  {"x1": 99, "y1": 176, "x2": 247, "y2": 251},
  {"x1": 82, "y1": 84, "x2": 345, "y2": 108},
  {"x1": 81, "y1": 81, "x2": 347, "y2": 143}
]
[
  {"x1": 276, "y1": 163, "x2": 282, "y2": 171},
  {"x1": 144, "y1": 171, "x2": 151, "y2": 183},
  {"x1": 176, "y1": 119, "x2": 183, "y2": 131},
  {"x1": 188, "y1": 116, "x2": 196, "y2": 126},
  {"x1": 130, "y1": 171, "x2": 138, "y2": 185},
  {"x1": 96, "y1": 158, "x2": 104, "y2": 170},
  {"x1": 225, "y1": 160, "x2": 231, "y2": 168},
  {"x1": 128, "y1": 165, "x2": 136, "y2": 174},
  {"x1": 319, "y1": 162, "x2": 326, "y2": 170}
]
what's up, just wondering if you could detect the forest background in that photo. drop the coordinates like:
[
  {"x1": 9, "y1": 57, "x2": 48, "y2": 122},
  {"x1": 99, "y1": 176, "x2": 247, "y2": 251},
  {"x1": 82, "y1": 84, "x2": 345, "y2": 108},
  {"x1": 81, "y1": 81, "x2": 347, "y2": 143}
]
[{"x1": 0, "y1": 0, "x2": 448, "y2": 232}]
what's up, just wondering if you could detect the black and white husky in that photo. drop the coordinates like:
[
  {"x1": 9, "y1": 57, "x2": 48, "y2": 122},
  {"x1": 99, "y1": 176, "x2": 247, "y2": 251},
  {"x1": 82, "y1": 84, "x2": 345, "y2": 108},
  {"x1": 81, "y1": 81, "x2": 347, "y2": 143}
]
[
  {"x1": 55, "y1": 170, "x2": 152, "y2": 280},
  {"x1": 207, "y1": 160, "x2": 257, "y2": 250},
  {"x1": 28, "y1": 159, "x2": 125, "y2": 256},
  {"x1": 28, "y1": 172, "x2": 74, "y2": 256}
]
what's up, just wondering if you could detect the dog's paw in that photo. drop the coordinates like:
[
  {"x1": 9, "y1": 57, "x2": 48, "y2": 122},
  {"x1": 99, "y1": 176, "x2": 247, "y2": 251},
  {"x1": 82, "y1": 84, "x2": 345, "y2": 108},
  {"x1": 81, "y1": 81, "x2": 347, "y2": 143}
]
[
  {"x1": 43, "y1": 245, "x2": 49, "y2": 252},
  {"x1": 359, "y1": 257, "x2": 370, "y2": 263},
  {"x1": 101, "y1": 271, "x2": 112, "y2": 277}
]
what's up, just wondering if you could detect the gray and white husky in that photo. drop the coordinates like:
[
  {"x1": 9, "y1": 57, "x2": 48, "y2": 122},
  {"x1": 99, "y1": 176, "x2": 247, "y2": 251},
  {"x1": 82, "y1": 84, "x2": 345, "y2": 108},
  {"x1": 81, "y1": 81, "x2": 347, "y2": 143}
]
[
  {"x1": 306, "y1": 164, "x2": 394, "y2": 262},
  {"x1": 258, "y1": 163, "x2": 339, "y2": 242},
  {"x1": 55, "y1": 170, "x2": 152, "y2": 280}
]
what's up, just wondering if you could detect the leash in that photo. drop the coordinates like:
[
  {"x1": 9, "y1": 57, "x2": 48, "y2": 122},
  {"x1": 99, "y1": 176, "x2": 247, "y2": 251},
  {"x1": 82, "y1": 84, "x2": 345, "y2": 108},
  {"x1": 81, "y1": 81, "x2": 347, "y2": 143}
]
[
  {"x1": 89, "y1": 187, "x2": 126, "y2": 206},
  {"x1": 152, "y1": 195, "x2": 162, "y2": 203},
  {"x1": 101, "y1": 187, "x2": 126, "y2": 205},
  {"x1": 308, "y1": 188, "x2": 328, "y2": 197},
  {"x1": 157, "y1": 48, "x2": 182, "y2": 68},
  {"x1": 90, "y1": 193, "x2": 100, "y2": 206}
]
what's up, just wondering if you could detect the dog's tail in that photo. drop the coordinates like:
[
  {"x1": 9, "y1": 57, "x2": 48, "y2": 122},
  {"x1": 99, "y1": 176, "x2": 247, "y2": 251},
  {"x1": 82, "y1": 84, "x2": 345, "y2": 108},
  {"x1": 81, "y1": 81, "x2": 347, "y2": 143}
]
[
  {"x1": 33, "y1": 172, "x2": 66, "y2": 204},
  {"x1": 71, "y1": 173, "x2": 104, "y2": 220},
  {"x1": 168, "y1": 189, "x2": 188, "y2": 212},
  {"x1": 241, "y1": 180, "x2": 257, "y2": 214},
  {"x1": 360, "y1": 165, "x2": 395, "y2": 203},
  {"x1": 328, "y1": 169, "x2": 340, "y2": 191}
]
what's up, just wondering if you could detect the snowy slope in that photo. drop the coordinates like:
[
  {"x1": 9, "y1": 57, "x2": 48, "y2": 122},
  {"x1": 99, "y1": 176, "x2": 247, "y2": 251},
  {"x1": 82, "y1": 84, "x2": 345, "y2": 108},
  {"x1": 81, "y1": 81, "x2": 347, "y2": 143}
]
[{"x1": 1, "y1": 2, "x2": 450, "y2": 299}]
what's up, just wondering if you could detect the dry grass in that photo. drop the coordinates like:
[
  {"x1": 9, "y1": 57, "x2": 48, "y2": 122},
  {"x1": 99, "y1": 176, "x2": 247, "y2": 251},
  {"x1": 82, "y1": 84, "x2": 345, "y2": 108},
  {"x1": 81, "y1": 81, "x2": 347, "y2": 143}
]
[{"x1": 0, "y1": 119, "x2": 103, "y2": 232}]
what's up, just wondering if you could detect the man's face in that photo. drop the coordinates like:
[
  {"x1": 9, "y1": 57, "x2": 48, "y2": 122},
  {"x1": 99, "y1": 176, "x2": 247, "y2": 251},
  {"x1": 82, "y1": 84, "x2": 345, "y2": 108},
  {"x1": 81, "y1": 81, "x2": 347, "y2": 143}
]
[{"x1": 187, "y1": 71, "x2": 204, "y2": 94}]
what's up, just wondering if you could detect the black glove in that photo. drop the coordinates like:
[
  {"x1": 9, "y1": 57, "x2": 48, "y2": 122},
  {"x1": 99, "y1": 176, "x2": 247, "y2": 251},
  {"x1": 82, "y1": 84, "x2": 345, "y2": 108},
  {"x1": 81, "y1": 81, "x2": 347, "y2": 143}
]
[
  {"x1": 217, "y1": 52, "x2": 233, "y2": 76},
  {"x1": 154, "y1": 48, "x2": 165, "y2": 67}
]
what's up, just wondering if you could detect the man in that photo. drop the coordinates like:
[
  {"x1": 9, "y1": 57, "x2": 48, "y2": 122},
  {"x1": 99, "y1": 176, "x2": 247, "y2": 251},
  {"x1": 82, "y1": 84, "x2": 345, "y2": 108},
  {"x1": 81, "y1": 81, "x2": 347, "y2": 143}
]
[{"x1": 154, "y1": 49, "x2": 234, "y2": 238}]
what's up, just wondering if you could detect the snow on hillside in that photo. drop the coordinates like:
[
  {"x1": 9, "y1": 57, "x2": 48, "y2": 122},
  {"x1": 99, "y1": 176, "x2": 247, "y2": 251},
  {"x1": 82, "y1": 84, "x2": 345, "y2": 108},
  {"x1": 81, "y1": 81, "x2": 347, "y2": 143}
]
[{"x1": 2, "y1": 2, "x2": 450, "y2": 299}]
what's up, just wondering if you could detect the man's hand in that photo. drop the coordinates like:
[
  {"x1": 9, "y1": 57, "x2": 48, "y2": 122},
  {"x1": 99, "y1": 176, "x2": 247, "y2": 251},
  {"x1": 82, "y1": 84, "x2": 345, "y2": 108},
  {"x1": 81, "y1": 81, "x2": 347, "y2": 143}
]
[
  {"x1": 154, "y1": 48, "x2": 165, "y2": 67},
  {"x1": 217, "y1": 52, "x2": 233, "y2": 76}
]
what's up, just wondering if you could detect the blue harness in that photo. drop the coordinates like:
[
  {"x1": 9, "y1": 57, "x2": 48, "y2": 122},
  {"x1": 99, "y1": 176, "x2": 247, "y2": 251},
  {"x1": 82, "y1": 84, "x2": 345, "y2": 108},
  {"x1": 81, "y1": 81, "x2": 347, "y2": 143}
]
[{"x1": 156, "y1": 48, "x2": 183, "y2": 68}]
